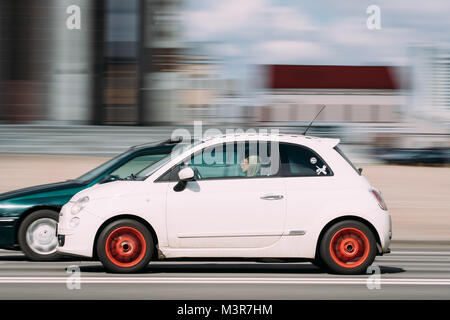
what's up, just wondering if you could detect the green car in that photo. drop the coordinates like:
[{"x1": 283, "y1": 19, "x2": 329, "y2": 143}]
[{"x1": 0, "y1": 139, "x2": 178, "y2": 260}]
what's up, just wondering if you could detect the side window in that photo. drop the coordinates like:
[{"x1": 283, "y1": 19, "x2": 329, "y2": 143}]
[
  {"x1": 187, "y1": 143, "x2": 242, "y2": 179},
  {"x1": 171, "y1": 141, "x2": 280, "y2": 181},
  {"x1": 110, "y1": 154, "x2": 167, "y2": 179},
  {"x1": 280, "y1": 143, "x2": 332, "y2": 177}
]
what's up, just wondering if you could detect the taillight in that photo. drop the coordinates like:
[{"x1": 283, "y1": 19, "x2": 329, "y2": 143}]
[{"x1": 370, "y1": 188, "x2": 387, "y2": 210}]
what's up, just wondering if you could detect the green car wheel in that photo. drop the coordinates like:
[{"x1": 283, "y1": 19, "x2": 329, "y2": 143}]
[{"x1": 18, "y1": 210, "x2": 60, "y2": 261}]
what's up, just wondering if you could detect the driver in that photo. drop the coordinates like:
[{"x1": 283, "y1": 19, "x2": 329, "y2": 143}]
[{"x1": 240, "y1": 154, "x2": 261, "y2": 177}]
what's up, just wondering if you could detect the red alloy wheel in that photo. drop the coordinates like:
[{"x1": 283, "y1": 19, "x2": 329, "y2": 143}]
[
  {"x1": 105, "y1": 227, "x2": 147, "y2": 268},
  {"x1": 329, "y1": 227, "x2": 370, "y2": 268}
]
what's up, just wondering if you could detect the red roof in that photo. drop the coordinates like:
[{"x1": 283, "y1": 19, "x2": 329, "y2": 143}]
[{"x1": 267, "y1": 65, "x2": 399, "y2": 90}]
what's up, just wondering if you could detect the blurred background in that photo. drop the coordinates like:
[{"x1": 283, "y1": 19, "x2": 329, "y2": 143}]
[{"x1": 0, "y1": 0, "x2": 449, "y2": 239}]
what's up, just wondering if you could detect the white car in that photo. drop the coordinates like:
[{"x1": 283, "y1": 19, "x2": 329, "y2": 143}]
[{"x1": 57, "y1": 133, "x2": 391, "y2": 274}]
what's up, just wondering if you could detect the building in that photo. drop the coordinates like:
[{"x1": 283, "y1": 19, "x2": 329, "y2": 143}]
[
  {"x1": 408, "y1": 46, "x2": 450, "y2": 122},
  {"x1": 394, "y1": 46, "x2": 450, "y2": 148},
  {"x1": 152, "y1": 45, "x2": 245, "y2": 124},
  {"x1": 255, "y1": 65, "x2": 405, "y2": 124},
  {"x1": 0, "y1": 0, "x2": 184, "y2": 125},
  {"x1": 0, "y1": 0, "x2": 242, "y2": 126}
]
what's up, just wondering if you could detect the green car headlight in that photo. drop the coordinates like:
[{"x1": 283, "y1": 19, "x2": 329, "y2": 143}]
[{"x1": 71, "y1": 196, "x2": 89, "y2": 215}]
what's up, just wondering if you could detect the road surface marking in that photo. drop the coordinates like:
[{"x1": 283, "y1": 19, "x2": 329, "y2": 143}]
[{"x1": 0, "y1": 277, "x2": 449, "y2": 285}]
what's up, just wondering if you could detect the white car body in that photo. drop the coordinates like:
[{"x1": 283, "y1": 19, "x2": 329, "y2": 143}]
[{"x1": 57, "y1": 134, "x2": 391, "y2": 262}]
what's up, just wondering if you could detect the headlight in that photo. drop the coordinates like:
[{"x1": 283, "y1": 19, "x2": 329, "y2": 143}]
[
  {"x1": 71, "y1": 196, "x2": 89, "y2": 215},
  {"x1": 69, "y1": 217, "x2": 80, "y2": 228}
]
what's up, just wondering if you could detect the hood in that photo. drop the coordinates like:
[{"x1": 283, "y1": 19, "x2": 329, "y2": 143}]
[
  {"x1": 71, "y1": 181, "x2": 142, "y2": 202},
  {"x1": 0, "y1": 180, "x2": 85, "y2": 201}
]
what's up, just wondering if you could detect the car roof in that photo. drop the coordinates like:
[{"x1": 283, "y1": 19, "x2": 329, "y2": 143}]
[
  {"x1": 128, "y1": 133, "x2": 340, "y2": 152},
  {"x1": 202, "y1": 133, "x2": 340, "y2": 148}
]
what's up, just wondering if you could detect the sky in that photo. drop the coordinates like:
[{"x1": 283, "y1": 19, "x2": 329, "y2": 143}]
[{"x1": 180, "y1": 0, "x2": 450, "y2": 78}]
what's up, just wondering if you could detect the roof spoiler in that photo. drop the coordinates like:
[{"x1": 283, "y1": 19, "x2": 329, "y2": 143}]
[
  {"x1": 131, "y1": 136, "x2": 184, "y2": 149},
  {"x1": 323, "y1": 138, "x2": 340, "y2": 147}
]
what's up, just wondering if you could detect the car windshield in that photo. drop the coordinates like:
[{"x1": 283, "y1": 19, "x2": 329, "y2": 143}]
[
  {"x1": 76, "y1": 150, "x2": 135, "y2": 183},
  {"x1": 135, "y1": 140, "x2": 202, "y2": 180},
  {"x1": 76, "y1": 139, "x2": 175, "y2": 183}
]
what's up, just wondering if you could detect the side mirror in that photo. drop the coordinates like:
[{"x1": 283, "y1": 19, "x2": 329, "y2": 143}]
[
  {"x1": 178, "y1": 167, "x2": 195, "y2": 181},
  {"x1": 174, "y1": 167, "x2": 194, "y2": 192}
]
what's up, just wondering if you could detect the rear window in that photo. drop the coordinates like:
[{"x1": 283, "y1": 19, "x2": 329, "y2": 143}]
[
  {"x1": 334, "y1": 146, "x2": 361, "y2": 175},
  {"x1": 280, "y1": 143, "x2": 333, "y2": 177}
]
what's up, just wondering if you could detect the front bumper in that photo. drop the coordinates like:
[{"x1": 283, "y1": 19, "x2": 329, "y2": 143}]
[
  {"x1": 0, "y1": 217, "x2": 19, "y2": 249},
  {"x1": 57, "y1": 234, "x2": 65, "y2": 247},
  {"x1": 57, "y1": 205, "x2": 104, "y2": 258}
]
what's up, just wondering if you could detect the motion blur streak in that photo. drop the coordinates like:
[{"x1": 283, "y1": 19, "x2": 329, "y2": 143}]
[
  {"x1": 1, "y1": 246, "x2": 450, "y2": 299},
  {"x1": 0, "y1": 0, "x2": 448, "y2": 295}
]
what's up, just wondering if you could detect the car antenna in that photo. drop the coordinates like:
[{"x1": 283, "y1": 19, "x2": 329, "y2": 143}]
[{"x1": 303, "y1": 105, "x2": 326, "y2": 135}]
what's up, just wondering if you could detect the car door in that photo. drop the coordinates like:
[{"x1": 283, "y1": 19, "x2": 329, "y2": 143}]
[
  {"x1": 280, "y1": 143, "x2": 336, "y2": 236},
  {"x1": 165, "y1": 140, "x2": 287, "y2": 249}
]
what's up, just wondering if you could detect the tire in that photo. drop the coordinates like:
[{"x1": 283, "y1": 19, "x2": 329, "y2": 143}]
[
  {"x1": 17, "y1": 209, "x2": 60, "y2": 261},
  {"x1": 319, "y1": 220, "x2": 377, "y2": 275},
  {"x1": 311, "y1": 257, "x2": 325, "y2": 269},
  {"x1": 97, "y1": 219, "x2": 154, "y2": 273}
]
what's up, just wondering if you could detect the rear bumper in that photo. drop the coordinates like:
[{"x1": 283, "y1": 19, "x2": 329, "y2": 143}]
[
  {"x1": 381, "y1": 229, "x2": 392, "y2": 255},
  {"x1": 380, "y1": 225, "x2": 392, "y2": 254},
  {"x1": 373, "y1": 210, "x2": 392, "y2": 255}
]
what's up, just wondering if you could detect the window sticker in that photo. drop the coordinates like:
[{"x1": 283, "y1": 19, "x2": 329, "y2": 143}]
[
  {"x1": 310, "y1": 157, "x2": 317, "y2": 164},
  {"x1": 316, "y1": 165, "x2": 327, "y2": 175}
]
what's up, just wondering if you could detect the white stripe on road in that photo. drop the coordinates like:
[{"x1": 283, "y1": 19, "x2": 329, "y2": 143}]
[
  {"x1": 0, "y1": 277, "x2": 449, "y2": 285},
  {"x1": 376, "y1": 260, "x2": 450, "y2": 264},
  {"x1": 389, "y1": 251, "x2": 450, "y2": 256}
]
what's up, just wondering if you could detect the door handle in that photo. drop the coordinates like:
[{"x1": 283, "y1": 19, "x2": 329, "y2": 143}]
[{"x1": 260, "y1": 195, "x2": 284, "y2": 200}]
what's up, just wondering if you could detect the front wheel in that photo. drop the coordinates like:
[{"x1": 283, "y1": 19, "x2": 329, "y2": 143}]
[
  {"x1": 18, "y1": 210, "x2": 60, "y2": 261},
  {"x1": 97, "y1": 219, "x2": 154, "y2": 273},
  {"x1": 319, "y1": 220, "x2": 377, "y2": 275}
]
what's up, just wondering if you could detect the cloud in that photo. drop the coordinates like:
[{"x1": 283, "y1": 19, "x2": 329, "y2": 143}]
[
  {"x1": 323, "y1": 16, "x2": 423, "y2": 65},
  {"x1": 184, "y1": 0, "x2": 267, "y2": 40},
  {"x1": 328, "y1": 17, "x2": 412, "y2": 46},
  {"x1": 207, "y1": 43, "x2": 242, "y2": 57},
  {"x1": 265, "y1": 6, "x2": 317, "y2": 33},
  {"x1": 252, "y1": 40, "x2": 329, "y2": 63},
  {"x1": 379, "y1": 0, "x2": 450, "y2": 15},
  {"x1": 181, "y1": 0, "x2": 450, "y2": 75},
  {"x1": 183, "y1": 0, "x2": 317, "y2": 40},
  {"x1": 183, "y1": 0, "x2": 322, "y2": 66}
]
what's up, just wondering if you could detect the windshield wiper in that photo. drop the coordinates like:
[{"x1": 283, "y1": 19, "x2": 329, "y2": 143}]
[{"x1": 124, "y1": 173, "x2": 137, "y2": 181}]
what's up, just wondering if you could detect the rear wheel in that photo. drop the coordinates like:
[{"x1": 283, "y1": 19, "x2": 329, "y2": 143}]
[
  {"x1": 311, "y1": 257, "x2": 325, "y2": 269},
  {"x1": 18, "y1": 210, "x2": 60, "y2": 261},
  {"x1": 319, "y1": 220, "x2": 377, "y2": 274},
  {"x1": 97, "y1": 219, "x2": 153, "y2": 273}
]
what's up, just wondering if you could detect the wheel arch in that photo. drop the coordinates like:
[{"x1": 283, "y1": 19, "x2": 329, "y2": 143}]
[
  {"x1": 92, "y1": 214, "x2": 159, "y2": 260},
  {"x1": 14, "y1": 205, "x2": 61, "y2": 245},
  {"x1": 315, "y1": 215, "x2": 382, "y2": 260}
]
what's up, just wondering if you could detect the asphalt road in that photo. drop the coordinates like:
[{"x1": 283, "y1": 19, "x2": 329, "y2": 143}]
[{"x1": 0, "y1": 244, "x2": 449, "y2": 300}]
